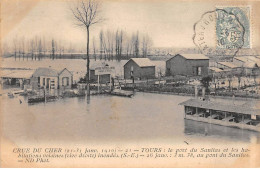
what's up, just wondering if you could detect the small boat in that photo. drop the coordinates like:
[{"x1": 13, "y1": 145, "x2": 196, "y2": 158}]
[
  {"x1": 110, "y1": 89, "x2": 134, "y2": 98},
  {"x1": 12, "y1": 90, "x2": 24, "y2": 95},
  {"x1": 7, "y1": 92, "x2": 14, "y2": 98},
  {"x1": 28, "y1": 95, "x2": 58, "y2": 103}
]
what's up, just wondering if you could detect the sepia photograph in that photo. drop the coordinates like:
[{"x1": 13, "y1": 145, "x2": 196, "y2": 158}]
[{"x1": 0, "y1": 0, "x2": 260, "y2": 168}]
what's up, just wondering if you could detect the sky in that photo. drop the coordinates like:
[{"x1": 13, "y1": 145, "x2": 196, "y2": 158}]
[{"x1": 2, "y1": 0, "x2": 253, "y2": 49}]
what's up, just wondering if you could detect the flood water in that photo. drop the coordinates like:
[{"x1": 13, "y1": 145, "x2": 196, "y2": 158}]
[
  {"x1": 2, "y1": 92, "x2": 260, "y2": 145},
  {"x1": 1, "y1": 57, "x2": 166, "y2": 81}
]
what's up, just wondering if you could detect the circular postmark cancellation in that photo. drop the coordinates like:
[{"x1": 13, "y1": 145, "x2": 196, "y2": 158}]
[{"x1": 193, "y1": 8, "x2": 247, "y2": 58}]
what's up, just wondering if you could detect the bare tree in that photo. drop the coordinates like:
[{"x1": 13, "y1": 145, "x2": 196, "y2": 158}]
[
  {"x1": 92, "y1": 37, "x2": 97, "y2": 61},
  {"x1": 105, "y1": 29, "x2": 114, "y2": 61},
  {"x1": 34, "y1": 36, "x2": 38, "y2": 60},
  {"x1": 38, "y1": 38, "x2": 42, "y2": 61},
  {"x1": 42, "y1": 36, "x2": 46, "y2": 59},
  {"x1": 141, "y1": 34, "x2": 152, "y2": 58},
  {"x1": 115, "y1": 29, "x2": 123, "y2": 61},
  {"x1": 58, "y1": 40, "x2": 62, "y2": 59},
  {"x1": 70, "y1": 0, "x2": 103, "y2": 86},
  {"x1": 30, "y1": 39, "x2": 35, "y2": 60},
  {"x1": 51, "y1": 39, "x2": 55, "y2": 60},
  {"x1": 20, "y1": 37, "x2": 25, "y2": 60},
  {"x1": 13, "y1": 38, "x2": 17, "y2": 60},
  {"x1": 99, "y1": 30, "x2": 104, "y2": 60},
  {"x1": 133, "y1": 31, "x2": 139, "y2": 57},
  {"x1": 26, "y1": 39, "x2": 30, "y2": 61},
  {"x1": 100, "y1": 30, "x2": 108, "y2": 61},
  {"x1": 124, "y1": 34, "x2": 132, "y2": 59},
  {"x1": 18, "y1": 39, "x2": 21, "y2": 60}
]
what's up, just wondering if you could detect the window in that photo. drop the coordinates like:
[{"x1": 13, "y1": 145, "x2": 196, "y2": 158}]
[
  {"x1": 130, "y1": 66, "x2": 134, "y2": 77},
  {"x1": 43, "y1": 78, "x2": 45, "y2": 86},
  {"x1": 197, "y1": 67, "x2": 202, "y2": 76},
  {"x1": 38, "y1": 77, "x2": 40, "y2": 83}
]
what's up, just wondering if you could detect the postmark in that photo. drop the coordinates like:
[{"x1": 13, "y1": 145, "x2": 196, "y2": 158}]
[{"x1": 193, "y1": 6, "x2": 250, "y2": 58}]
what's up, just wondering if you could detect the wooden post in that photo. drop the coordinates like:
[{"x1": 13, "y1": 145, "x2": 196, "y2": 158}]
[
  {"x1": 184, "y1": 106, "x2": 186, "y2": 118},
  {"x1": 209, "y1": 110, "x2": 212, "y2": 123},
  {"x1": 132, "y1": 77, "x2": 135, "y2": 92},
  {"x1": 109, "y1": 74, "x2": 111, "y2": 91},
  {"x1": 49, "y1": 79, "x2": 51, "y2": 91},
  {"x1": 98, "y1": 74, "x2": 100, "y2": 93},
  {"x1": 44, "y1": 87, "x2": 46, "y2": 103}
]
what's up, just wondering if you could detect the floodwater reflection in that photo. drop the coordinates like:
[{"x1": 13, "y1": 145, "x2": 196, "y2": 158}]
[{"x1": 1, "y1": 92, "x2": 259, "y2": 145}]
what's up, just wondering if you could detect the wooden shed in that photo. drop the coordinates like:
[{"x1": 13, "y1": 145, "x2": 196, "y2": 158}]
[
  {"x1": 166, "y1": 54, "x2": 209, "y2": 77},
  {"x1": 124, "y1": 58, "x2": 155, "y2": 80}
]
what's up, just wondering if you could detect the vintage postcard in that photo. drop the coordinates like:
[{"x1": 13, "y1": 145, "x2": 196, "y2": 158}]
[{"x1": 1, "y1": 0, "x2": 260, "y2": 168}]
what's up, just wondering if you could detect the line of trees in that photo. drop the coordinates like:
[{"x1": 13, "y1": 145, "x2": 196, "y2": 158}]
[
  {"x1": 96, "y1": 29, "x2": 153, "y2": 61},
  {"x1": 3, "y1": 30, "x2": 153, "y2": 62},
  {"x1": 3, "y1": 36, "x2": 81, "y2": 61}
]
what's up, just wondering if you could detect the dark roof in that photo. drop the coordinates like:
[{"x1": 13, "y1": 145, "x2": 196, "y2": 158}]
[
  {"x1": 179, "y1": 99, "x2": 260, "y2": 116},
  {"x1": 33, "y1": 67, "x2": 59, "y2": 77},
  {"x1": 167, "y1": 54, "x2": 209, "y2": 62}
]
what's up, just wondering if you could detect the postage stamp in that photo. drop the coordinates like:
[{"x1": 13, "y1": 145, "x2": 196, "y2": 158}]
[
  {"x1": 193, "y1": 6, "x2": 251, "y2": 58},
  {"x1": 217, "y1": 6, "x2": 251, "y2": 49},
  {"x1": 216, "y1": 9, "x2": 245, "y2": 50}
]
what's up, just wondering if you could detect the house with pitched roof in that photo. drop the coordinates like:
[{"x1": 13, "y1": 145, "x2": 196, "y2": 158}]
[
  {"x1": 59, "y1": 68, "x2": 73, "y2": 89},
  {"x1": 31, "y1": 67, "x2": 73, "y2": 90},
  {"x1": 166, "y1": 54, "x2": 209, "y2": 77},
  {"x1": 124, "y1": 58, "x2": 155, "y2": 79}
]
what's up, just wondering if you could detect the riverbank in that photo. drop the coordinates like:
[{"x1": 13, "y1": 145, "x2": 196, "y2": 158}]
[{"x1": 121, "y1": 85, "x2": 260, "y2": 100}]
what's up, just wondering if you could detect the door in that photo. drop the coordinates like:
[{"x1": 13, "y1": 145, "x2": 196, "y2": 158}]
[
  {"x1": 46, "y1": 78, "x2": 50, "y2": 88},
  {"x1": 62, "y1": 77, "x2": 69, "y2": 86}
]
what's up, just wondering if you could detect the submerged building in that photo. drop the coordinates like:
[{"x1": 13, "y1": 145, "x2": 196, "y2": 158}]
[{"x1": 31, "y1": 67, "x2": 73, "y2": 90}]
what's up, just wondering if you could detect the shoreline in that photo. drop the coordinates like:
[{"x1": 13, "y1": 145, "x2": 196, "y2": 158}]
[
  {"x1": 1, "y1": 87, "x2": 259, "y2": 102},
  {"x1": 135, "y1": 89, "x2": 260, "y2": 101}
]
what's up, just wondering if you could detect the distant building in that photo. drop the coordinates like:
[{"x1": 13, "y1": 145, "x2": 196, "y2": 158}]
[
  {"x1": 233, "y1": 56, "x2": 260, "y2": 76},
  {"x1": 31, "y1": 67, "x2": 73, "y2": 90},
  {"x1": 89, "y1": 64, "x2": 111, "y2": 84},
  {"x1": 124, "y1": 58, "x2": 155, "y2": 80},
  {"x1": 217, "y1": 62, "x2": 239, "y2": 71},
  {"x1": 208, "y1": 67, "x2": 224, "y2": 77},
  {"x1": 1, "y1": 70, "x2": 35, "y2": 89},
  {"x1": 166, "y1": 54, "x2": 209, "y2": 77},
  {"x1": 233, "y1": 56, "x2": 260, "y2": 67}
]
